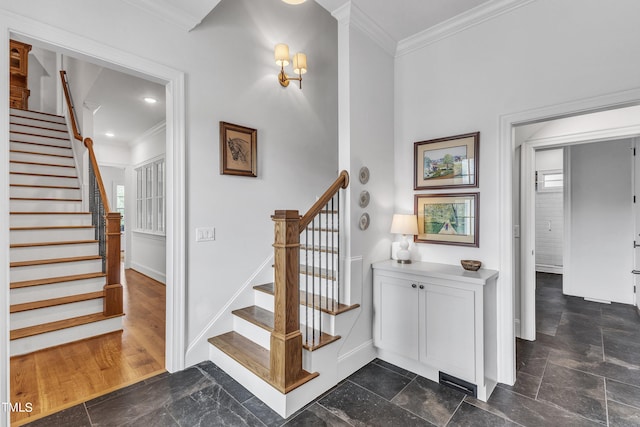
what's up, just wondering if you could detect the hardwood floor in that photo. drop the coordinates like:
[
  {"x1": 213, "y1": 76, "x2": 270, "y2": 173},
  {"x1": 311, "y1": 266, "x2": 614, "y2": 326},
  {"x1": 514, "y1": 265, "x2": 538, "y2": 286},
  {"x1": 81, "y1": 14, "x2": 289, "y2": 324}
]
[{"x1": 10, "y1": 266, "x2": 166, "y2": 426}]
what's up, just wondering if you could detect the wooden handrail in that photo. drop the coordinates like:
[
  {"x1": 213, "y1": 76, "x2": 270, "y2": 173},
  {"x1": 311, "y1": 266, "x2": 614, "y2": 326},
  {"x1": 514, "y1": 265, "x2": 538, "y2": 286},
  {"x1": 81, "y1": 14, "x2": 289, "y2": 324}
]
[
  {"x1": 59, "y1": 70, "x2": 82, "y2": 141},
  {"x1": 299, "y1": 170, "x2": 349, "y2": 232},
  {"x1": 84, "y1": 137, "x2": 111, "y2": 213}
]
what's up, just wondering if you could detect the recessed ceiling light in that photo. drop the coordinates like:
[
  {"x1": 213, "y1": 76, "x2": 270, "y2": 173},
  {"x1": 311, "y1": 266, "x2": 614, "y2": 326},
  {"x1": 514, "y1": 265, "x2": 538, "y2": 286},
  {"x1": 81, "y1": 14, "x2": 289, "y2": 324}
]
[
  {"x1": 282, "y1": 0, "x2": 305, "y2": 4},
  {"x1": 144, "y1": 97, "x2": 157, "y2": 104},
  {"x1": 105, "y1": 132, "x2": 115, "y2": 137}
]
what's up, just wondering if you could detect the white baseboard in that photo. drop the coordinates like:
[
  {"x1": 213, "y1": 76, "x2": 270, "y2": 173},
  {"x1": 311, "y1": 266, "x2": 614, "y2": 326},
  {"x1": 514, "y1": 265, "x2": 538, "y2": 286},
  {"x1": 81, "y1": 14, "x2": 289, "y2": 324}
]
[
  {"x1": 130, "y1": 262, "x2": 166, "y2": 284},
  {"x1": 535, "y1": 264, "x2": 563, "y2": 275},
  {"x1": 337, "y1": 339, "x2": 376, "y2": 381}
]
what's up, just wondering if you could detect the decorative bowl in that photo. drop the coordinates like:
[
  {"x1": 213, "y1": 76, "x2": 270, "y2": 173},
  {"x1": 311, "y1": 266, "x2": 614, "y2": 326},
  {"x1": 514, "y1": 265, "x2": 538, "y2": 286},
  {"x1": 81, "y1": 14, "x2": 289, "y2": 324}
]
[{"x1": 461, "y1": 260, "x2": 481, "y2": 271}]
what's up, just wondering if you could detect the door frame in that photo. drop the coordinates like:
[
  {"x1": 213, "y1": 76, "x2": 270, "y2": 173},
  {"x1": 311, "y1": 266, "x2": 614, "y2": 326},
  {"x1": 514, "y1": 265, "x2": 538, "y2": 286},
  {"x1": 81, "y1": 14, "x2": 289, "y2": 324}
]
[
  {"x1": 1, "y1": 13, "x2": 186, "y2": 426},
  {"x1": 515, "y1": 106, "x2": 640, "y2": 342},
  {"x1": 498, "y1": 88, "x2": 640, "y2": 384}
]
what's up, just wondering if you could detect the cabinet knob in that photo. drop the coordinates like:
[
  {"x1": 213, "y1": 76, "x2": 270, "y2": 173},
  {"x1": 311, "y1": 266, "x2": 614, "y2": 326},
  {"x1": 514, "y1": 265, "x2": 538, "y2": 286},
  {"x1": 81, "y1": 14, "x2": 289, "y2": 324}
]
[
  {"x1": 419, "y1": 285, "x2": 424, "y2": 289},
  {"x1": 411, "y1": 284, "x2": 417, "y2": 289}
]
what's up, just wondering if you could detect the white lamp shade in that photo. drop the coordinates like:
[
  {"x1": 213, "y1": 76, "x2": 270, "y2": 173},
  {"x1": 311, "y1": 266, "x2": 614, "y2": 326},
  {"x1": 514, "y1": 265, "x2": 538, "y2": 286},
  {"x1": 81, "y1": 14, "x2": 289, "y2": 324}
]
[
  {"x1": 292, "y1": 52, "x2": 307, "y2": 75},
  {"x1": 275, "y1": 44, "x2": 290, "y2": 67},
  {"x1": 390, "y1": 214, "x2": 418, "y2": 235}
]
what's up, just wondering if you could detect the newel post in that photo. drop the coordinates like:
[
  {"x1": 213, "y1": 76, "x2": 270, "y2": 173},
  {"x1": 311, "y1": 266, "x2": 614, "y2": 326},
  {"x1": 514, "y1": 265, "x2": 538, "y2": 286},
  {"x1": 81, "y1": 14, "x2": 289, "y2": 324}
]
[
  {"x1": 104, "y1": 212, "x2": 123, "y2": 316},
  {"x1": 270, "y1": 210, "x2": 304, "y2": 392}
]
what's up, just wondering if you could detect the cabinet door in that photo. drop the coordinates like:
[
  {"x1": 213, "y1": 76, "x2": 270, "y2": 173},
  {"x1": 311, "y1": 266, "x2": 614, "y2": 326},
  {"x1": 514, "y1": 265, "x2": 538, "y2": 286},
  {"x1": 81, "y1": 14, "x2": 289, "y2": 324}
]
[
  {"x1": 421, "y1": 283, "x2": 476, "y2": 382},
  {"x1": 373, "y1": 275, "x2": 419, "y2": 360}
]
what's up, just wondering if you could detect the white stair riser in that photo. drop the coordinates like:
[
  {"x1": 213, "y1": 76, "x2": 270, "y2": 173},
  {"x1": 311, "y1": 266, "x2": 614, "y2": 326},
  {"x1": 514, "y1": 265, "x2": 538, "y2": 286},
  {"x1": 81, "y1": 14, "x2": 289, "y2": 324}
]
[
  {"x1": 299, "y1": 252, "x2": 339, "y2": 268},
  {"x1": 11, "y1": 132, "x2": 71, "y2": 148},
  {"x1": 10, "y1": 186, "x2": 81, "y2": 200},
  {"x1": 11, "y1": 299, "x2": 103, "y2": 330},
  {"x1": 10, "y1": 162, "x2": 77, "y2": 177},
  {"x1": 10, "y1": 227, "x2": 95, "y2": 244},
  {"x1": 11, "y1": 141, "x2": 72, "y2": 157},
  {"x1": 10, "y1": 316, "x2": 122, "y2": 357},
  {"x1": 10, "y1": 151, "x2": 75, "y2": 166},
  {"x1": 232, "y1": 317, "x2": 271, "y2": 350},
  {"x1": 10, "y1": 200, "x2": 82, "y2": 212},
  {"x1": 299, "y1": 276, "x2": 339, "y2": 301},
  {"x1": 301, "y1": 231, "x2": 339, "y2": 245},
  {"x1": 10, "y1": 123, "x2": 69, "y2": 138},
  {"x1": 10, "y1": 115, "x2": 68, "y2": 131},
  {"x1": 10, "y1": 173, "x2": 79, "y2": 187},
  {"x1": 11, "y1": 242, "x2": 99, "y2": 262},
  {"x1": 10, "y1": 109, "x2": 66, "y2": 124},
  {"x1": 10, "y1": 259, "x2": 102, "y2": 282},
  {"x1": 10, "y1": 277, "x2": 105, "y2": 305},
  {"x1": 10, "y1": 213, "x2": 92, "y2": 227}
]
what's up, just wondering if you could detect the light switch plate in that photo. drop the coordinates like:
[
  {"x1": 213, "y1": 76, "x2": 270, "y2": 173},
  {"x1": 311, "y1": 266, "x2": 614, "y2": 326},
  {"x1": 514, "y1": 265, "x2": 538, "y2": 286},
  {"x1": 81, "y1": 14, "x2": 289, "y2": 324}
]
[{"x1": 196, "y1": 227, "x2": 215, "y2": 242}]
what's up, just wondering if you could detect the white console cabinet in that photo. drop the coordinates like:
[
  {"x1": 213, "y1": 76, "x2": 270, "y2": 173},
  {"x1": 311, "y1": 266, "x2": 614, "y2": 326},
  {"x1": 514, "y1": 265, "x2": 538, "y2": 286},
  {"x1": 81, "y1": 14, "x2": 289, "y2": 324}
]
[{"x1": 372, "y1": 260, "x2": 499, "y2": 401}]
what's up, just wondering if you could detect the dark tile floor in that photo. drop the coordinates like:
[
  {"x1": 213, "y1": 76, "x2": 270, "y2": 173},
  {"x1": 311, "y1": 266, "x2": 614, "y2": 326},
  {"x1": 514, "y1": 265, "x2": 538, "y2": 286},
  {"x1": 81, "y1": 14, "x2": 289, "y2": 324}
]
[{"x1": 25, "y1": 273, "x2": 640, "y2": 426}]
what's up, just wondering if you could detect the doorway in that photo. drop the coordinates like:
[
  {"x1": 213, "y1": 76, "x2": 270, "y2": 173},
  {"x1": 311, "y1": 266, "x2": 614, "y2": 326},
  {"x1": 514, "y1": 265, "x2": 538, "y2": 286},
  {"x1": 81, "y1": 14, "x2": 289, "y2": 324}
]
[
  {"x1": 517, "y1": 106, "x2": 640, "y2": 341},
  {"x1": 1, "y1": 17, "x2": 186, "y2": 424}
]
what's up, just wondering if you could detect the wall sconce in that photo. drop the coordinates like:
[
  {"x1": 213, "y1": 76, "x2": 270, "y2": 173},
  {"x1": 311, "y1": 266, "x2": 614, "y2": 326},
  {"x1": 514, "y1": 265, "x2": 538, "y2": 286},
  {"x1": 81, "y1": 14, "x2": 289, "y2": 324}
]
[{"x1": 275, "y1": 43, "x2": 307, "y2": 89}]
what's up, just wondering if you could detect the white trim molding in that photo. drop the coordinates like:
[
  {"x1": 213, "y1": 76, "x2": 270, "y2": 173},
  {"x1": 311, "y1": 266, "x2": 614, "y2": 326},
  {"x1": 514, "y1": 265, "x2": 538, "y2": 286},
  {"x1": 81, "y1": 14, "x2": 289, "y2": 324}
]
[
  {"x1": 130, "y1": 120, "x2": 166, "y2": 148},
  {"x1": 498, "y1": 87, "x2": 640, "y2": 387},
  {"x1": 121, "y1": 0, "x2": 222, "y2": 32},
  {"x1": 397, "y1": 0, "x2": 535, "y2": 57},
  {"x1": 0, "y1": 9, "x2": 187, "y2": 392},
  {"x1": 332, "y1": 2, "x2": 396, "y2": 57}
]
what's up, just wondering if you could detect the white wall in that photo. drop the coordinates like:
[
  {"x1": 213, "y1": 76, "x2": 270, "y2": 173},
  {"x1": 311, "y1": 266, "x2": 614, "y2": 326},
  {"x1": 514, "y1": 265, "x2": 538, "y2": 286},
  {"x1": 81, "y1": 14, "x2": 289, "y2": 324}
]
[
  {"x1": 0, "y1": 0, "x2": 339, "y2": 371},
  {"x1": 535, "y1": 149, "x2": 563, "y2": 272},
  {"x1": 395, "y1": 0, "x2": 640, "y2": 382},
  {"x1": 567, "y1": 139, "x2": 633, "y2": 303}
]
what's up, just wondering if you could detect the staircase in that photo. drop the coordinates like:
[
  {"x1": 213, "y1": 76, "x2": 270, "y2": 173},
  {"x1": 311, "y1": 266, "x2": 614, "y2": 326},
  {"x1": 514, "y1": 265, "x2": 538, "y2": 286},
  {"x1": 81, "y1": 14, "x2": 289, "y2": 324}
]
[
  {"x1": 9, "y1": 108, "x2": 123, "y2": 356},
  {"x1": 208, "y1": 172, "x2": 361, "y2": 418}
]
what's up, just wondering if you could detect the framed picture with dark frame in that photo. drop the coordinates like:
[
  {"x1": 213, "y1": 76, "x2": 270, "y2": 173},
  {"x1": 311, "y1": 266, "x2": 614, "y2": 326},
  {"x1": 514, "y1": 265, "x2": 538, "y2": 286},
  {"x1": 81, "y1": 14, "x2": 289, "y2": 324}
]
[
  {"x1": 414, "y1": 132, "x2": 479, "y2": 190},
  {"x1": 220, "y1": 121, "x2": 257, "y2": 177},
  {"x1": 414, "y1": 193, "x2": 479, "y2": 247}
]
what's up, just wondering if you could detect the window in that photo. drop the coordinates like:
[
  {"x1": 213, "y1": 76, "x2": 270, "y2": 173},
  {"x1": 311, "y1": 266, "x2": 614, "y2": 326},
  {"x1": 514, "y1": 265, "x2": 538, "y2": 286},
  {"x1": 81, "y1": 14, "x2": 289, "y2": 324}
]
[
  {"x1": 536, "y1": 169, "x2": 563, "y2": 192},
  {"x1": 116, "y1": 184, "x2": 125, "y2": 231},
  {"x1": 135, "y1": 158, "x2": 165, "y2": 234}
]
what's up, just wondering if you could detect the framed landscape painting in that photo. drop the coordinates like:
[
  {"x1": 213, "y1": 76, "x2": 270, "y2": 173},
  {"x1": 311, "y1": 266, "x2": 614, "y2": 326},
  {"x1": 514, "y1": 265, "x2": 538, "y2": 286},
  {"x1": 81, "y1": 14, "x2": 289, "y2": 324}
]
[
  {"x1": 414, "y1": 132, "x2": 479, "y2": 190},
  {"x1": 220, "y1": 121, "x2": 257, "y2": 177},
  {"x1": 414, "y1": 193, "x2": 479, "y2": 247}
]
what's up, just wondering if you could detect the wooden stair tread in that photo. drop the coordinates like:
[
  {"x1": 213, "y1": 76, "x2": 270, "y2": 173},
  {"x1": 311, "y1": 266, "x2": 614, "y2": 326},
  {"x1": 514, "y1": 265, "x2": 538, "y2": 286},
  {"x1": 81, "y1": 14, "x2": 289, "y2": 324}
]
[
  {"x1": 10, "y1": 122, "x2": 69, "y2": 134},
  {"x1": 299, "y1": 264, "x2": 336, "y2": 281},
  {"x1": 10, "y1": 197, "x2": 82, "y2": 202},
  {"x1": 10, "y1": 225, "x2": 93, "y2": 231},
  {"x1": 231, "y1": 306, "x2": 340, "y2": 351},
  {"x1": 11, "y1": 109, "x2": 65, "y2": 119},
  {"x1": 10, "y1": 312, "x2": 122, "y2": 340},
  {"x1": 10, "y1": 239, "x2": 98, "y2": 248},
  {"x1": 300, "y1": 244, "x2": 338, "y2": 254},
  {"x1": 10, "y1": 113, "x2": 66, "y2": 126},
  {"x1": 10, "y1": 291, "x2": 104, "y2": 313},
  {"x1": 10, "y1": 255, "x2": 101, "y2": 268},
  {"x1": 10, "y1": 272, "x2": 106, "y2": 289},
  {"x1": 208, "y1": 331, "x2": 319, "y2": 393},
  {"x1": 10, "y1": 140, "x2": 72, "y2": 150},
  {"x1": 253, "y1": 283, "x2": 360, "y2": 315}
]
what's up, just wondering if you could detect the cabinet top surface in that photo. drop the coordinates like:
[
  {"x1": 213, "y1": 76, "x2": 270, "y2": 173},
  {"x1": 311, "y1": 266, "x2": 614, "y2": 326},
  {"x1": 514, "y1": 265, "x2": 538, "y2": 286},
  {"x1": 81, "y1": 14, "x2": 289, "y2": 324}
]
[{"x1": 372, "y1": 260, "x2": 498, "y2": 285}]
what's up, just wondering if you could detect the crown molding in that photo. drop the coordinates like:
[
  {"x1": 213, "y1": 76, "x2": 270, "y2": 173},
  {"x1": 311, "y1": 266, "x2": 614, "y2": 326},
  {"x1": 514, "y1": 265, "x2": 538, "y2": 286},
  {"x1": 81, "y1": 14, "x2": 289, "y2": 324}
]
[
  {"x1": 397, "y1": 0, "x2": 536, "y2": 57},
  {"x1": 331, "y1": 2, "x2": 396, "y2": 57},
  {"x1": 129, "y1": 120, "x2": 167, "y2": 147},
  {"x1": 121, "y1": 0, "x2": 222, "y2": 32}
]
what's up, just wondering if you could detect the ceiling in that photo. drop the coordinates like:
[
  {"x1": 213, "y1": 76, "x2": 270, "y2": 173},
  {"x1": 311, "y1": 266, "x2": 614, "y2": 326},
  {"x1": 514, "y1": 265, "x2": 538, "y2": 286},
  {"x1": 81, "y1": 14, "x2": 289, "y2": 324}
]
[{"x1": 47, "y1": 0, "x2": 499, "y2": 151}]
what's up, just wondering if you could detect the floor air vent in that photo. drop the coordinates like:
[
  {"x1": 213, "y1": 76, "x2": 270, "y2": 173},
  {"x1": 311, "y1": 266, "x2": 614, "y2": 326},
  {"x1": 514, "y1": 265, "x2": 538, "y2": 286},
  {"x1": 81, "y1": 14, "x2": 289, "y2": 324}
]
[{"x1": 439, "y1": 372, "x2": 477, "y2": 397}]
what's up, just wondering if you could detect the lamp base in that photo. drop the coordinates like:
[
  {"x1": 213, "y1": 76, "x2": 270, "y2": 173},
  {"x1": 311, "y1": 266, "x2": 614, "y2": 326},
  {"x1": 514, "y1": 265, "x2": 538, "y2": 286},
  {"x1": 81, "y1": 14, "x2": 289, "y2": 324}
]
[{"x1": 396, "y1": 259, "x2": 412, "y2": 264}]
